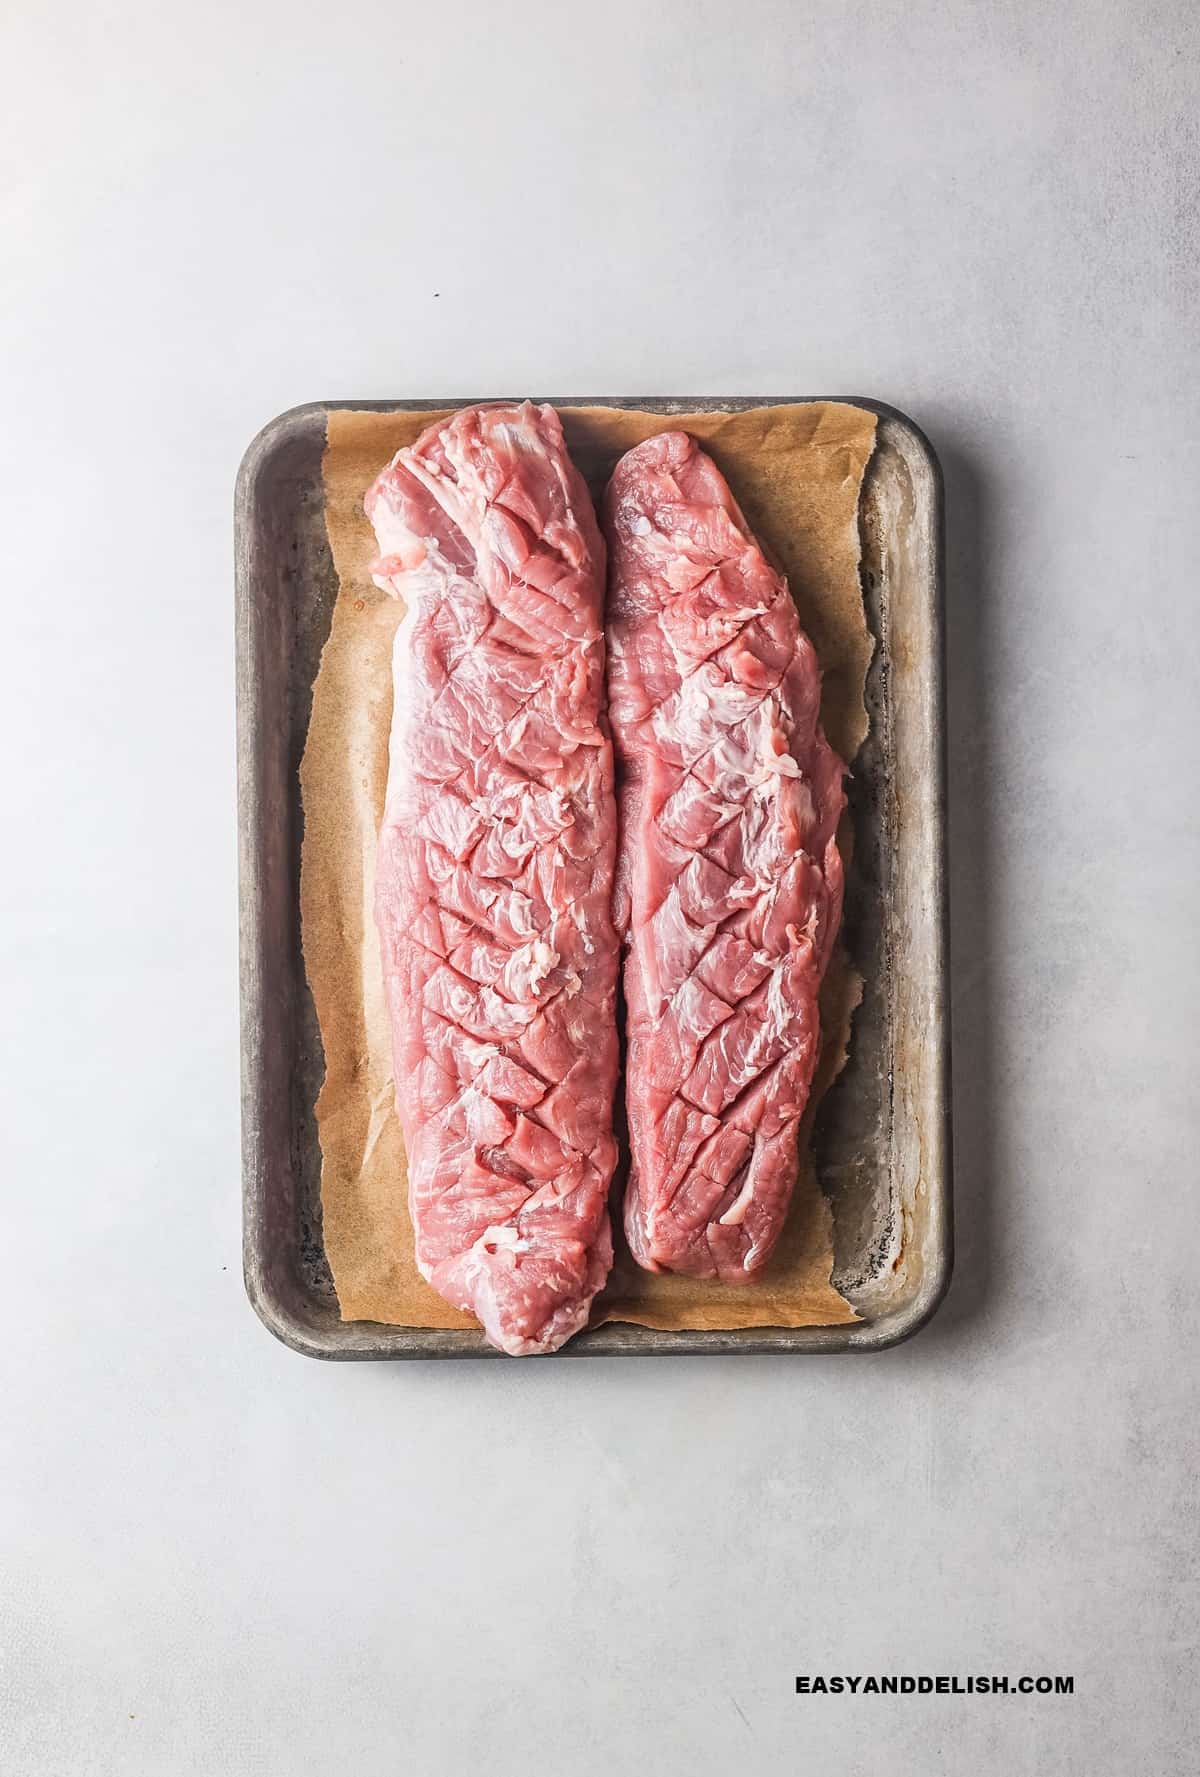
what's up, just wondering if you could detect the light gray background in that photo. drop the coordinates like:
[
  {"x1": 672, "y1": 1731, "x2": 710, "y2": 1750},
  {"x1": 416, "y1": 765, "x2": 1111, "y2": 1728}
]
[{"x1": 3, "y1": 2, "x2": 1197, "y2": 1772}]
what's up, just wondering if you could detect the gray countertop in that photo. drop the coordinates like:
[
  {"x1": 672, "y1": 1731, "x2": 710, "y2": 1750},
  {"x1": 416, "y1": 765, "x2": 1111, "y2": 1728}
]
[{"x1": 4, "y1": 3, "x2": 1196, "y2": 1773}]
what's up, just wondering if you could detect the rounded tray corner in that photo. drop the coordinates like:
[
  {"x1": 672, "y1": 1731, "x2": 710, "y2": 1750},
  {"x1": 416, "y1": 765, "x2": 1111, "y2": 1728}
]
[
  {"x1": 849, "y1": 1243, "x2": 955, "y2": 1353},
  {"x1": 235, "y1": 401, "x2": 331, "y2": 515},
  {"x1": 852, "y1": 396, "x2": 945, "y2": 501},
  {"x1": 242, "y1": 1252, "x2": 346, "y2": 1363}
]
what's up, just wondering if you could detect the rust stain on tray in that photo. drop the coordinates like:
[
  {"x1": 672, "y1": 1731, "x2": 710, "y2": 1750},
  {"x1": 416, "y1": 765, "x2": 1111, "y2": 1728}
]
[{"x1": 301, "y1": 403, "x2": 876, "y2": 1333}]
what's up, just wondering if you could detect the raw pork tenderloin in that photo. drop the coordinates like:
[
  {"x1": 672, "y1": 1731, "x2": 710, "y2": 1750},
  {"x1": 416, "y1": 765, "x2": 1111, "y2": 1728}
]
[
  {"x1": 366, "y1": 403, "x2": 620, "y2": 1354},
  {"x1": 605, "y1": 430, "x2": 845, "y2": 1281}
]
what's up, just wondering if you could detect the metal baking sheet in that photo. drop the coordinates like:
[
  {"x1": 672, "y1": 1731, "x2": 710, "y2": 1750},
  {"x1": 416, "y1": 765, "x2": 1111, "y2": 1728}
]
[{"x1": 236, "y1": 397, "x2": 952, "y2": 1358}]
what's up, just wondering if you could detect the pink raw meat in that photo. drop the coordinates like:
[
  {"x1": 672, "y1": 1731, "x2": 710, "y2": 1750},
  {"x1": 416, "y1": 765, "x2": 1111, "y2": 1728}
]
[
  {"x1": 366, "y1": 403, "x2": 620, "y2": 1354},
  {"x1": 605, "y1": 431, "x2": 846, "y2": 1281}
]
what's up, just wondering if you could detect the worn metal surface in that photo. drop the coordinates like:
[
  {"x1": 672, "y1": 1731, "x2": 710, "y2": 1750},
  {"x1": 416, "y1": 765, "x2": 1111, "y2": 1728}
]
[{"x1": 236, "y1": 397, "x2": 951, "y2": 1358}]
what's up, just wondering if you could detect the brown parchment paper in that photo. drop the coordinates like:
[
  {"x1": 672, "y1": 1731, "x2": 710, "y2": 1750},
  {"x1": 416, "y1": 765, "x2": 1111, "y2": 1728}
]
[{"x1": 300, "y1": 403, "x2": 877, "y2": 1332}]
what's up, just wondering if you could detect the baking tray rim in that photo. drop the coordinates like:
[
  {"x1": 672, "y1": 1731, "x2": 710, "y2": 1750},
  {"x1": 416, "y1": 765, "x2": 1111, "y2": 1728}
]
[{"x1": 237, "y1": 394, "x2": 953, "y2": 1360}]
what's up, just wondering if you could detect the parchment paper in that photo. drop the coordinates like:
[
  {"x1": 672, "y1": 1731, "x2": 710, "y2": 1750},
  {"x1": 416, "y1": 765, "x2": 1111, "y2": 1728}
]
[{"x1": 300, "y1": 403, "x2": 877, "y2": 1332}]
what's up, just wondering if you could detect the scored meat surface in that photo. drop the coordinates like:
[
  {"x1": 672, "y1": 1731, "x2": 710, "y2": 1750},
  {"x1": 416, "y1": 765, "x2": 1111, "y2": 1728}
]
[
  {"x1": 605, "y1": 431, "x2": 846, "y2": 1282},
  {"x1": 366, "y1": 403, "x2": 620, "y2": 1355}
]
